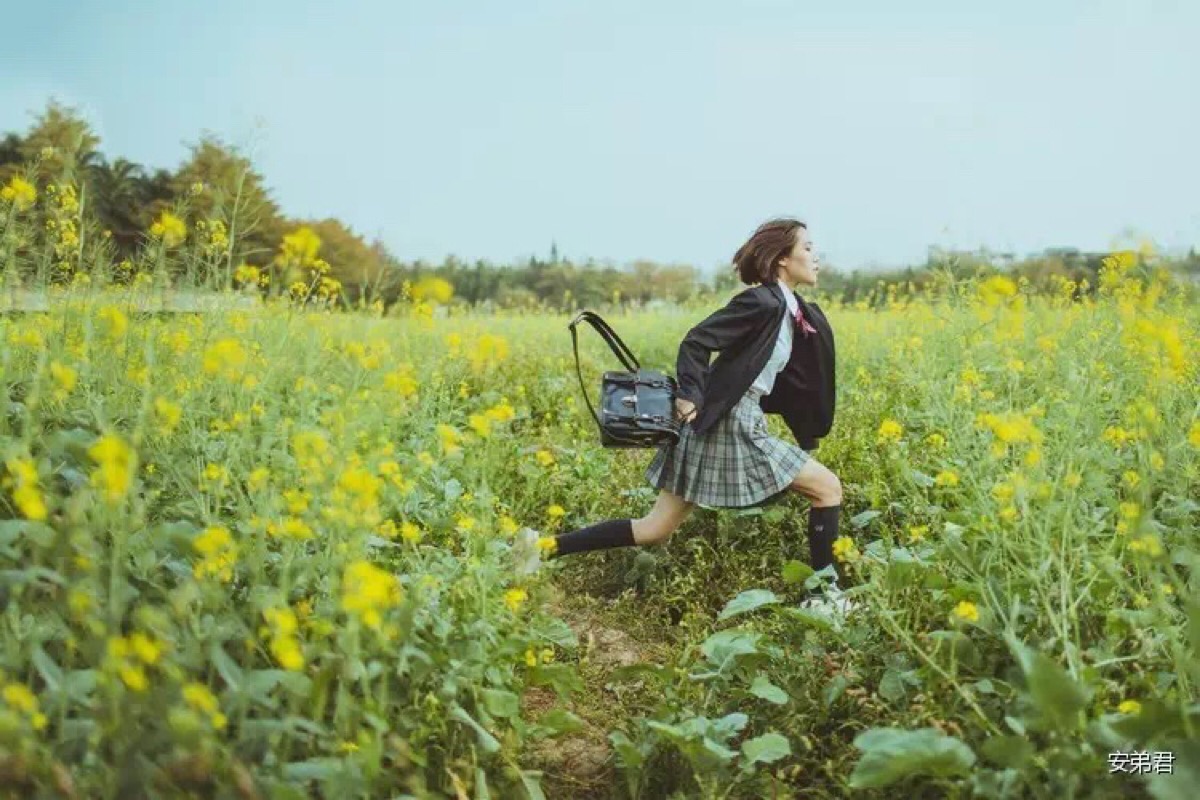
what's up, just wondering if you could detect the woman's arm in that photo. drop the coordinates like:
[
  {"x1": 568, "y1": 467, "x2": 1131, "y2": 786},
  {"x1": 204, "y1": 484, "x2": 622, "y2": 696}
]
[{"x1": 675, "y1": 288, "x2": 765, "y2": 407}]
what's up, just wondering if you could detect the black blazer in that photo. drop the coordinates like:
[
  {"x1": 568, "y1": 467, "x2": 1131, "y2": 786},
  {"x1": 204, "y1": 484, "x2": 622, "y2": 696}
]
[{"x1": 675, "y1": 280, "x2": 836, "y2": 451}]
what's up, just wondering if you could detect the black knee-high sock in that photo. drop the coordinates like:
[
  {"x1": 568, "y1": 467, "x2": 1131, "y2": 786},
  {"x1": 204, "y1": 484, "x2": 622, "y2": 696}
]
[
  {"x1": 550, "y1": 518, "x2": 636, "y2": 558},
  {"x1": 807, "y1": 504, "x2": 842, "y2": 583}
]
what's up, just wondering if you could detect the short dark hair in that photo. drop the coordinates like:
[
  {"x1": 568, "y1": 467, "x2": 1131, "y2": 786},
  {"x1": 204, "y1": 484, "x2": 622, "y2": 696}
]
[{"x1": 731, "y1": 217, "x2": 806, "y2": 285}]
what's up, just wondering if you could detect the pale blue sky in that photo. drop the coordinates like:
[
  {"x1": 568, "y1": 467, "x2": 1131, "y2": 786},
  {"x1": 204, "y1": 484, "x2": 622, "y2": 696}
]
[{"x1": 2, "y1": 0, "x2": 1198, "y2": 275}]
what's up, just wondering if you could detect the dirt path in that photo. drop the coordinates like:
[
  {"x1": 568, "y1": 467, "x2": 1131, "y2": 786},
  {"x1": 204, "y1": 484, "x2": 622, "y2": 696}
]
[{"x1": 521, "y1": 580, "x2": 679, "y2": 799}]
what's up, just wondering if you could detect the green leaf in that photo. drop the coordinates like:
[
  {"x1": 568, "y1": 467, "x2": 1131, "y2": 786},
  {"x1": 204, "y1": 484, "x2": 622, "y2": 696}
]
[
  {"x1": 782, "y1": 607, "x2": 836, "y2": 632},
  {"x1": 878, "y1": 669, "x2": 906, "y2": 702},
  {"x1": 699, "y1": 630, "x2": 762, "y2": 672},
  {"x1": 1109, "y1": 699, "x2": 1200, "y2": 744},
  {"x1": 849, "y1": 727, "x2": 976, "y2": 789},
  {"x1": 533, "y1": 708, "x2": 585, "y2": 737},
  {"x1": 1006, "y1": 637, "x2": 1089, "y2": 732},
  {"x1": 281, "y1": 758, "x2": 343, "y2": 782},
  {"x1": 209, "y1": 642, "x2": 243, "y2": 691},
  {"x1": 908, "y1": 469, "x2": 935, "y2": 488},
  {"x1": 711, "y1": 713, "x2": 749, "y2": 739},
  {"x1": 718, "y1": 589, "x2": 780, "y2": 621},
  {"x1": 749, "y1": 675, "x2": 789, "y2": 705},
  {"x1": 474, "y1": 767, "x2": 491, "y2": 800},
  {"x1": 780, "y1": 560, "x2": 814, "y2": 586},
  {"x1": 1147, "y1": 738, "x2": 1200, "y2": 800},
  {"x1": 32, "y1": 645, "x2": 64, "y2": 691},
  {"x1": 823, "y1": 675, "x2": 848, "y2": 709},
  {"x1": 850, "y1": 510, "x2": 883, "y2": 529},
  {"x1": 449, "y1": 702, "x2": 501, "y2": 754},
  {"x1": 701, "y1": 736, "x2": 739, "y2": 763},
  {"x1": 481, "y1": 688, "x2": 520, "y2": 719},
  {"x1": 609, "y1": 729, "x2": 646, "y2": 772},
  {"x1": 0, "y1": 519, "x2": 56, "y2": 548},
  {"x1": 742, "y1": 732, "x2": 791, "y2": 765},
  {"x1": 980, "y1": 735, "x2": 1034, "y2": 769},
  {"x1": 518, "y1": 769, "x2": 547, "y2": 800}
]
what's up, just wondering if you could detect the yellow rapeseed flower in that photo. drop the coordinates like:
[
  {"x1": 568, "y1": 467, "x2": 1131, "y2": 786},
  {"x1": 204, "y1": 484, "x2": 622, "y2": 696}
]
[
  {"x1": 340, "y1": 560, "x2": 403, "y2": 630},
  {"x1": 951, "y1": 600, "x2": 979, "y2": 623},
  {"x1": 1, "y1": 176, "x2": 37, "y2": 210},
  {"x1": 877, "y1": 419, "x2": 903, "y2": 444},
  {"x1": 1118, "y1": 700, "x2": 1142, "y2": 715},
  {"x1": 934, "y1": 470, "x2": 959, "y2": 488},
  {"x1": 3, "y1": 457, "x2": 48, "y2": 521},
  {"x1": 49, "y1": 361, "x2": 77, "y2": 394},
  {"x1": 202, "y1": 339, "x2": 248, "y2": 381},
  {"x1": 88, "y1": 433, "x2": 137, "y2": 504},
  {"x1": 504, "y1": 588, "x2": 528, "y2": 612},
  {"x1": 832, "y1": 536, "x2": 860, "y2": 564},
  {"x1": 150, "y1": 211, "x2": 187, "y2": 248},
  {"x1": 153, "y1": 397, "x2": 182, "y2": 436}
]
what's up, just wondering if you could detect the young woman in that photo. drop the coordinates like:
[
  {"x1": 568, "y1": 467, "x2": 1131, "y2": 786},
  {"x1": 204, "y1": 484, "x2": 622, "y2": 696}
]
[{"x1": 515, "y1": 218, "x2": 851, "y2": 613}]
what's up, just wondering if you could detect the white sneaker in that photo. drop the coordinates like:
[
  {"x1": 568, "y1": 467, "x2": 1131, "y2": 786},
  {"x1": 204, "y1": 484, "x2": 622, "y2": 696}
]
[
  {"x1": 799, "y1": 584, "x2": 857, "y2": 619},
  {"x1": 511, "y1": 527, "x2": 544, "y2": 577}
]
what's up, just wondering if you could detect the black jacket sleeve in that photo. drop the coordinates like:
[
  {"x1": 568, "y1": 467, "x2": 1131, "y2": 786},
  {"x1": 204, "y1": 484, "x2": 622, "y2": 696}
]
[{"x1": 675, "y1": 288, "x2": 764, "y2": 407}]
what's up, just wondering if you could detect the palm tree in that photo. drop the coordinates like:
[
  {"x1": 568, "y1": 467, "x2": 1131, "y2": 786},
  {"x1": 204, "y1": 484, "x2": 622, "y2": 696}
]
[{"x1": 87, "y1": 156, "x2": 147, "y2": 258}]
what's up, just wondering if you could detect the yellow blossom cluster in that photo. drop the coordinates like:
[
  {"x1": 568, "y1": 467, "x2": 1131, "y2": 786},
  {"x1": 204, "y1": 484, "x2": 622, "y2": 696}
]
[
  {"x1": 88, "y1": 433, "x2": 137, "y2": 504},
  {"x1": 2, "y1": 457, "x2": 48, "y2": 521},
  {"x1": 951, "y1": 600, "x2": 979, "y2": 623},
  {"x1": 202, "y1": 338, "x2": 249, "y2": 382},
  {"x1": 192, "y1": 526, "x2": 238, "y2": 582},
  {"x1": 975, "y1": 412, "x2": 1043, "y2": 462},
  {"x1": 466, "y1": 333, "x2": 511, "y2": 372},
  {"x1": 195, "y1": 219, "x2": 228, "y2": 257},
  {"x1": 291, "y1": 430, "x2": 331, "y2": 485},
  {"x1": 181, "y1": 682, "x2": 227, "y2": 730},
  {"x1": 468, "y1": 399, "x2": 517, "y2": 438},
  {"x1": 340, "y1": 560, "x2": 403, "y2": 630},
  {"x1": 150, "y1": 210, "x2": 187, "y2": 248},
  {"x1": 832, "y1": 535, "x2": 860, "y2": 565},
  {"x1": 0, "y1": 175, "x2": 37, "y2": 210},
  {"x1": 234, "y1": 262, "x2": 270, "y2": 289},
  {"x1": 410, "y1": 276, "x2": 454, "y2": 305},
  {"x1": 1, "y1": 682, "x2": 48, "y2": 732},
  {"x1": 876, "y1": 419, "x2": 903, "y2": 445},
  {"x1": 524, "y1": 647, "x2": 556, "y2": 667},
  {"x1": 263, "y1": 607, "x2": 305, "y2": 671},
  {"x1": 104, "y1": 632, "x2": 164, "y2": 692}
]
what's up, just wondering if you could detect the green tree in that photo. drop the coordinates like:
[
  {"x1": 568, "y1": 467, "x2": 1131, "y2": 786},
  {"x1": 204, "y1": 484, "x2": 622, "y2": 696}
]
[
  {"x1": 172, "y1": 134, "x2": 287, "y2": 280},
  {"x1": 19, "y1": 98, "x2": 102, "y2": 182}
]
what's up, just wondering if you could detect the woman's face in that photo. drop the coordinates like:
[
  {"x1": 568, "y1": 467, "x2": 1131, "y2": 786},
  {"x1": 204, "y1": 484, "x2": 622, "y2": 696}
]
[{"x1": 777, "y1": 228, "x2": 820, "y2": 287}]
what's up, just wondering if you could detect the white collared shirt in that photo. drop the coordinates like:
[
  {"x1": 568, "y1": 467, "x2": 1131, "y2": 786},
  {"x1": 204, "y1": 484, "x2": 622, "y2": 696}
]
[{"x1": 750, "y1": 289, "x2": 799, "y2": 396}]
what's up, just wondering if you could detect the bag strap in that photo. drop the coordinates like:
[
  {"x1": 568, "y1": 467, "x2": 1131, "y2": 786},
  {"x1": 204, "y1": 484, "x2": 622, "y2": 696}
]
[
  {"x1": 569, "y1": 310, "x2": 653, "y2": 442},
  {"x1": 568, "y1": 310, "x2": 641, "y2": 372}
]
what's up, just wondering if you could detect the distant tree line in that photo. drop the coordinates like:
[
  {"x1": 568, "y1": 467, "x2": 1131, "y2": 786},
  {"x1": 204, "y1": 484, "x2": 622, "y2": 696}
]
[{"x1": 3, "y1": 98, "x2": 1196, "y2": 312}]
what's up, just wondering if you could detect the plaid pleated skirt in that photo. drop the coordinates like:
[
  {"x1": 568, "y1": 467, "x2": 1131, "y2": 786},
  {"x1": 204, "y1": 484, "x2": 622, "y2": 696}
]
[{"x1": 644, "y1": 387, "x2": 811, "y2": 508}]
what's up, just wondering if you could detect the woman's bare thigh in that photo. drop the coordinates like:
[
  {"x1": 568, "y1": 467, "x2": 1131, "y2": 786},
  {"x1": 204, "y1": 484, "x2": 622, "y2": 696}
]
[{"x1": 788, "y1": 457, "x2": 842, "y2": 506}]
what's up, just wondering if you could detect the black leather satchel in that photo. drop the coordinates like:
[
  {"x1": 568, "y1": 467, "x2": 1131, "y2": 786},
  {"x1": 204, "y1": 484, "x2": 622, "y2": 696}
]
[{"x1": 569, "y1": 310, "x2": 681, "y2": 448}]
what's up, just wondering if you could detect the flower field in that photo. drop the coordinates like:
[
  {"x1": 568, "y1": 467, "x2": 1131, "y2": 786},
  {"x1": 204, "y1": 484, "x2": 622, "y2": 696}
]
[{"x1": 1, "y1": 254, "x2": 1198, "y2": 798}]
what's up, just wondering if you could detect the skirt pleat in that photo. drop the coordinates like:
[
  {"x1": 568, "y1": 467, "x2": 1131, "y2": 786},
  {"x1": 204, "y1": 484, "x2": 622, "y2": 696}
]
[{"x1": 644, "y1": 389, "x2": 811, "y2": 508}]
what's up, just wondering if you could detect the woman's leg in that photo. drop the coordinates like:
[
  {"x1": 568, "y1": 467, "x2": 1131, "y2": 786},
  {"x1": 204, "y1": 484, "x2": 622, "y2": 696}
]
[
  {"x1": 549, "y1": 490, "x2": 695, "y2": 558},
  {"x1": 787, "y1": 458, "x2": 845, "y2": 580}
]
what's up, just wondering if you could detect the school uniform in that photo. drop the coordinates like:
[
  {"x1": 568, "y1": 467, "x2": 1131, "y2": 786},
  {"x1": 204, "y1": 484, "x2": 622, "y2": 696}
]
[{"x1": 644, "y1": 280, "x2": 836, "y2": 508}]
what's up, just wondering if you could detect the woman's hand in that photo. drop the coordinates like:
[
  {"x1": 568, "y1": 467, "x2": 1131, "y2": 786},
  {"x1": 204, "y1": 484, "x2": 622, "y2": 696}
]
[{"x1": 675, "y1": 397, "x2": 698, "y2": 424}]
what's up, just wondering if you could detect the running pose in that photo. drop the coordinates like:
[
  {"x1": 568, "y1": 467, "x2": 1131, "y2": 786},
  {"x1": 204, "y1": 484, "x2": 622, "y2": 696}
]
[{"x1": 517, "y1": 218, "x2": 851, "y2": 613}]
